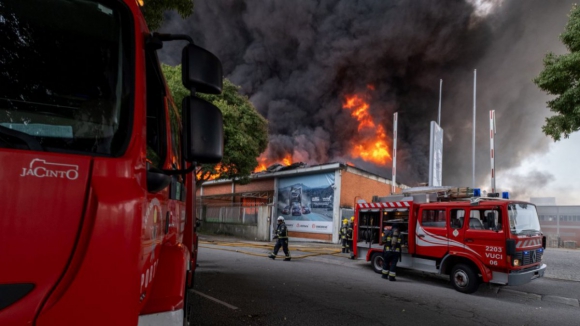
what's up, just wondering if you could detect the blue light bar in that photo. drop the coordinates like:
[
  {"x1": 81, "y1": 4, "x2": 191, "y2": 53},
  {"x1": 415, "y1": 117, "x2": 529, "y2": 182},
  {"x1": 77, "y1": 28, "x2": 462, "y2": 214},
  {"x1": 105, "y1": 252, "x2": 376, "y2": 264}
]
[
  {"x1": 502, "y1": 192, "x2": 509, "y2": 199},
  {"x1": 473, "y1": 188, "x2": 481, "y2": 197}
]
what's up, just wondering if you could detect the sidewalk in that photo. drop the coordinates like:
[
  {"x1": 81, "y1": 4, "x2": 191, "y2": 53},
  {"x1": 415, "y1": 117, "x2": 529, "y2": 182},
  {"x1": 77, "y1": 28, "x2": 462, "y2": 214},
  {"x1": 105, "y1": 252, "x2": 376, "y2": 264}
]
[{"x1": 198, "y1": 233, "x2": 354, "y2": 263}]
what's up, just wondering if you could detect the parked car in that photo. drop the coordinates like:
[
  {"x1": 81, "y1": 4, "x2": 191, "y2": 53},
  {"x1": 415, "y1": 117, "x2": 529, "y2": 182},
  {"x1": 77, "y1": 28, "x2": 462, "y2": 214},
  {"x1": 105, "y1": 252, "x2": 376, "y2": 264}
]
[
  {"x1": 282, "y1": 205, "x2": 290, "y2": 215},
  {"x1": 301, "y1": 206, "x2": 311, "y2": 214},
  {"x1": 291, "y1": 204, "x2": 302, "y2": 216}
]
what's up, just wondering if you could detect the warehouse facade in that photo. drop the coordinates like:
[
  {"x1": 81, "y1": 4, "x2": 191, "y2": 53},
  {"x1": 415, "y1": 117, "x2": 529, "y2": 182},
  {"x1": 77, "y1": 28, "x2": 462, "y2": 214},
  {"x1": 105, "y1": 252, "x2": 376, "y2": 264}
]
[{"x1": 197, "y1": 162, "x2": 408, "y2": 243}]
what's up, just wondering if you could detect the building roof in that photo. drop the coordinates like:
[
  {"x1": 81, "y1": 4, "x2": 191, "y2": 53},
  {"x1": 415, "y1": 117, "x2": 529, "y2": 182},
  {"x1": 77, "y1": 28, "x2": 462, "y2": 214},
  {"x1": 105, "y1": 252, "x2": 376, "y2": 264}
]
[{"x1": 201, "y1": 161, "x2": 409, "y2": 189}]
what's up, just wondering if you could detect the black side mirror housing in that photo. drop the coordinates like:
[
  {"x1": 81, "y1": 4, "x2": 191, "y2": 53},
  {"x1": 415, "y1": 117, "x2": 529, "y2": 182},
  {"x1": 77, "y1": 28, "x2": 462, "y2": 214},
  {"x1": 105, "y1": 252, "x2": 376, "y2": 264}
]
[
  {"x1": 147, "y1": 166, "x2": 171, "y2": 193},
  {"x1": 182, "y1": 96, "x2": 223, "y2": 163},
  {"x1": 182, "y1": 44, "x2": 223, "y2": 94}
]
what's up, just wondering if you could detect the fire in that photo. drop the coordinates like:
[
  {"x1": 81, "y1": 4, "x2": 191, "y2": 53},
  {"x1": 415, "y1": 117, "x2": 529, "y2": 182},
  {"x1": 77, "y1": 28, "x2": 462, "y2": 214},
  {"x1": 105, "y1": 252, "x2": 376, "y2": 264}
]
[
  {"x1": 342, "y1": 94, "x2": 391, "y2": 165},
  {"x1": 254, "y1": 158, "x2": 268, "y2": 173},
  {"x1": 202, "y1": 163, "x2": 230, "y2": 180},
  {"x1": 253, "y1": 153, "x2": 293, "y2": 172}
]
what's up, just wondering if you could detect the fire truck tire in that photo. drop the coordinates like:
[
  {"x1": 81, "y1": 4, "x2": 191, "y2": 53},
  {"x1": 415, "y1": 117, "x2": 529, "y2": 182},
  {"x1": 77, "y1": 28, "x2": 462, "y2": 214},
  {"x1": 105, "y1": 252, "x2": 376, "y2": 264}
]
[
  {"x1": 451, "y1": 263, "x2": 480, "y2": 294},
  {"x1": 370, "y1": 252, "x2": 384, "y2": 274}
]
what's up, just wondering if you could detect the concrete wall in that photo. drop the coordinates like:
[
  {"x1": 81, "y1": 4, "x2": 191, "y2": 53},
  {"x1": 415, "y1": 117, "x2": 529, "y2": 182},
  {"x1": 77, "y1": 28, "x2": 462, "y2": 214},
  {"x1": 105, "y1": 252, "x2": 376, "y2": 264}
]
[{"x1": 200, "y1": 206, "x2": 272, "y2": 241}]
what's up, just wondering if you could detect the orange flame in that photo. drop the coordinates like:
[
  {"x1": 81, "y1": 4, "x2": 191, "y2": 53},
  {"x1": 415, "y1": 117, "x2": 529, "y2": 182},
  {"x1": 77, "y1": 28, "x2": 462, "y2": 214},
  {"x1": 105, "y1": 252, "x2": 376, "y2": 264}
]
[
  {"x1": 253, "y1": 153, "x2": 293, "y2": 172},
  {"x1": 343, "y1": 93, "x2": 391, "y2": 165},
  {"x1": 203, "y1": 163, "x2": 230, "y2": 180}
]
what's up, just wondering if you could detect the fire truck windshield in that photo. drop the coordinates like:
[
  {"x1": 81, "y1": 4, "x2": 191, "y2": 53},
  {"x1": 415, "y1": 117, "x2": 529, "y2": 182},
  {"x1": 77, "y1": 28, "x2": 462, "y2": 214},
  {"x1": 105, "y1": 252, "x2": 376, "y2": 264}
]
[
  {"x1": 507, "y1": 203, "x2": 542, "y2": 235},
  {"x1": 0, "y1": 0, "x2": 132, "y2": 156}
]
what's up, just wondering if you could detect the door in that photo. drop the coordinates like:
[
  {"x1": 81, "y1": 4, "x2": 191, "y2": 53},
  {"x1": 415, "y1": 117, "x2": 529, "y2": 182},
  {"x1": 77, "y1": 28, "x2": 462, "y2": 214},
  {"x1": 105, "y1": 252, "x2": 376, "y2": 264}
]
[
  {"x1": 415, "y1": 206, "x2": 448, "y2": 259},
  {"x1": 448, "y1": 209, "x2": 466, "y2": 252},
  {"x1": 463, "y1": 206, "x2": 507, "y2": 269}
]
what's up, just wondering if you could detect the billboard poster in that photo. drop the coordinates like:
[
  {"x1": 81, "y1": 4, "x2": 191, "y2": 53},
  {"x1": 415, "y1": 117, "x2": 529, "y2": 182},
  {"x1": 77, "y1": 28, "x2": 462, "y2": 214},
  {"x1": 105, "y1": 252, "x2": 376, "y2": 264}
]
[
  {"x1": 277, "y1": 173, "x2": 335, "y2": 234},
  {"x1": 428, "y1": 121, "x2": 444, "y2": 187}
]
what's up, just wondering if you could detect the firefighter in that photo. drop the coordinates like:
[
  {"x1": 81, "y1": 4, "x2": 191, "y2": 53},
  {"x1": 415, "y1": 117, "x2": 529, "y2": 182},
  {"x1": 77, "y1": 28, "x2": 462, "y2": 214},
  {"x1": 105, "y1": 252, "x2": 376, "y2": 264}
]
[
  {"x1": 347, "y1": 216, "x2": 355, "y2": 259},
  {"x1": 381, "y1": 223, "x2": 402, "y2": 281},
  {"x1": 340, "y1": 218, "x2": 348, "y2": 253},
  {"x1": 268, "y1": 216, "x2": 291, "y2": 261}
]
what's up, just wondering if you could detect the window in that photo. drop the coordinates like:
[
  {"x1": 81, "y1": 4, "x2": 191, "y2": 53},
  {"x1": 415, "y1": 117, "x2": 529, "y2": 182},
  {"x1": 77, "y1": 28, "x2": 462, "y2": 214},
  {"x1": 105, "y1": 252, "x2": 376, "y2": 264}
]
[
  {"x1": 145, "y1": 50, "x2": 167, "y2": 169},
  {"x1": 0, "y1": 0, "x2": 133, "y2": 156},
  {"x1": 421, "y1": 209, "x2": 446, "y2": 228},
  {"x1": 468, "y1": 208, "x2": 501, "y2": 231},
  {"x1": 450, "y1": 209, "x2": 465, "y2": 229}
]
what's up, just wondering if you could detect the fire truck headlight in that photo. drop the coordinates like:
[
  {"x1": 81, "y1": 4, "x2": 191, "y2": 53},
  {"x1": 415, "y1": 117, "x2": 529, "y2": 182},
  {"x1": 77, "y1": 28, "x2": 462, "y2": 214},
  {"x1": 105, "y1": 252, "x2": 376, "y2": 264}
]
[{"x1": 513, "y1": 259, "x2": 521, "y2": 266}]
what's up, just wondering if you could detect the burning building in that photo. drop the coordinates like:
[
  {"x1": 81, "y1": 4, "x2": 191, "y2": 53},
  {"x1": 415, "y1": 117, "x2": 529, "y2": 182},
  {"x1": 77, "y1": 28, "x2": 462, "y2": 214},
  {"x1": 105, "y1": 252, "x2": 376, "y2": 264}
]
[{"x1": 160, "y1": 0, "x2": 575, "y2": 198}]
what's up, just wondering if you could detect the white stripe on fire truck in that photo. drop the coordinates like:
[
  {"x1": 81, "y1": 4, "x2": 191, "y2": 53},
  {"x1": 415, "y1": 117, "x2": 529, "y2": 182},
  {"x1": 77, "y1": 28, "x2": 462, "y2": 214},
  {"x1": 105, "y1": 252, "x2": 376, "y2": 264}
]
[
  {"x1": 356, "y1": 201, "x2": 411, "y2": 209},
  {"x1": 516, "y1": 239, "x2": 540, "y2": 248},
  {"x1": 415, "y1": 223, "x2": 481, "y2": 257}
]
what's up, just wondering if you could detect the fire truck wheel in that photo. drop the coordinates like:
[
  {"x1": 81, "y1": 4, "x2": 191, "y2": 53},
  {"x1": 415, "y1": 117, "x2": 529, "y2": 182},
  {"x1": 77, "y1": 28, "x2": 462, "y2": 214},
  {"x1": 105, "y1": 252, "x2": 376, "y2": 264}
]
[
  {"x1": 451, "y1": 263, "x2": 480, "y2": 294},
  {"x1": 370, "y1": 252, "x2": 384, "y2": 274}
]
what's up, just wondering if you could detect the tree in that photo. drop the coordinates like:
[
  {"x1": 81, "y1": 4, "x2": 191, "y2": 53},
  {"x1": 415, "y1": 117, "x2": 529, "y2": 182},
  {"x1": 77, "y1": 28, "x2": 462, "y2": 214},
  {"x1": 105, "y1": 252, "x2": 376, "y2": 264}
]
[
  {"x1": 162, "y1": 64, "x2": 269, "y2": 187},
  {"x1": 534, "y1": 4, "x2": 580, "y2": 141},
  {"x1": 140, "y1": 0, "x2": 194, "y2": 31}
]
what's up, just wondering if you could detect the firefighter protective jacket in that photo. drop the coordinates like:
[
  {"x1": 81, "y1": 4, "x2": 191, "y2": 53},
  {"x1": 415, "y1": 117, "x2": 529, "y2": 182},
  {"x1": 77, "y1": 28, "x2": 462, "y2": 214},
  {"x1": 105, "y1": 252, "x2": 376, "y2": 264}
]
[
  {"x1": 382, "y1": 228, "x2": 402, "y2": 253},
  {"x1": 340, "y1": 224, "x2": 348, "y2": 239},
  {"x1": 275, "y1": 222, "x2": 288, "y2": 239},
  {"x1": 346, "y1": 223, "x2": 353, "y2": 240}
]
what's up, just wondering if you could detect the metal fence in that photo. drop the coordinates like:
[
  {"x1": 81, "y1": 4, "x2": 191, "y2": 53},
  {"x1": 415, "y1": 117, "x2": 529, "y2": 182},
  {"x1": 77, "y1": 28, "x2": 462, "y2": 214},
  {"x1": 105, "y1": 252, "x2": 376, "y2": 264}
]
[{"x1": 201, "y1": 203, "x2": 260, "y2": 226}]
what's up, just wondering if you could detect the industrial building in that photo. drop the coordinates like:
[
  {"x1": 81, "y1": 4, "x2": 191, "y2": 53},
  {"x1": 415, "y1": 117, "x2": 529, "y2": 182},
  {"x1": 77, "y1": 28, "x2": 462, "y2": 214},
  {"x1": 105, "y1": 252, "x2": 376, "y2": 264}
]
[{"x1": 197, "y1": 162, "x2": 408, "y2": 243}]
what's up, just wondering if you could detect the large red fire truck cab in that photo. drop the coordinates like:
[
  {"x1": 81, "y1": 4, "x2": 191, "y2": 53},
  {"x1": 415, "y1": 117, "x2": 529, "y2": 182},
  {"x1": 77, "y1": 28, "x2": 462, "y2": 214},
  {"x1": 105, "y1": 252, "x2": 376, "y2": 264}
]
[
  {"x1": 0, "y1": 0, "x2": 223, "y2": 325},
  {"x1": 353, "y1": 187, "x2": 547, "y2": 294}
]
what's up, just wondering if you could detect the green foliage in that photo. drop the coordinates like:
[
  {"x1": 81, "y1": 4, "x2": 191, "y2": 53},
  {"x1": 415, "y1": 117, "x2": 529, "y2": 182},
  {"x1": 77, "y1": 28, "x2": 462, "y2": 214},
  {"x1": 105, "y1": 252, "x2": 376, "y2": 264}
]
[
  {"x1": 534, "y1": 4, "x2": 580, "y2": 141},
  {"x1": 161, "y1": 64, "x2": 269, "y2": 186},
  {"x1": 140, "y1": 0, "x2": 194, "y2": 31}
]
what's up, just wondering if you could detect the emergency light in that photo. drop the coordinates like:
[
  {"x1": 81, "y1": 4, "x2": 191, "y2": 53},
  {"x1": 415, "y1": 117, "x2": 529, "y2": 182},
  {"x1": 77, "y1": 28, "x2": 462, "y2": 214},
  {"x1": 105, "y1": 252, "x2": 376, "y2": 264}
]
[
  {"x1": 473, "y1": 188, "x2": 481, "y2": 197},
  {"x1": 502, "y1": 192, "x2": 509, "y2": 199}
]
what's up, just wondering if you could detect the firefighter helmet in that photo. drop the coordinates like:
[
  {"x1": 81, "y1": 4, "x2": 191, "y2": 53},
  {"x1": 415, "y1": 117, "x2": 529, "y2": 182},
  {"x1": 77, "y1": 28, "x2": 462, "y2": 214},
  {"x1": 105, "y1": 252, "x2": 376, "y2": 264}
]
[
  {"x1": 277, "y1": 216, "x2": 285, "y2": 222},
  {"x1": 350, "y1": 216, "x2": 354, "y2": 222},
  {"x1": 342, "y1": 218, "x2": 348, "y2": 224}
]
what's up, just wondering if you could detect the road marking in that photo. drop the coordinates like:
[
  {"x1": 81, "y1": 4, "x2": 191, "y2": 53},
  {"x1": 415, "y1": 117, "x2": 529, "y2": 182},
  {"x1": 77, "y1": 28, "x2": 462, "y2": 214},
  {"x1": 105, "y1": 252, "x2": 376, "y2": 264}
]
[{"x1": 192, "y1": 290, "x2": 239, "y2": 310}]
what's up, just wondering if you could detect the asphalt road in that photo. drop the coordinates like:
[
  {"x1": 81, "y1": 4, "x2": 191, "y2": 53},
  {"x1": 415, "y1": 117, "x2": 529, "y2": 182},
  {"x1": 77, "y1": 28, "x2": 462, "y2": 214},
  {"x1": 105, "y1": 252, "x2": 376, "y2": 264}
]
[{"x1": 189, "y1": 238, "x2": 580, "y2": 326}]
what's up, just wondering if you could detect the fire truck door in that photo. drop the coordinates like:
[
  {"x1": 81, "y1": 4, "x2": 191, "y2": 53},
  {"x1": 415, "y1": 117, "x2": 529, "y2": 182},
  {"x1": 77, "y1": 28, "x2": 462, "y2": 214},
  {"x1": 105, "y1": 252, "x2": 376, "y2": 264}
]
[
  {"x1": 448, "y1": 209, "x2": 466, "y2": 252},
  {"x1": 415, "y1": 208, "x2": 448, "y2": 259},
  {"x1": 463, "y1": 207, "x2": 506, "y2": 269}
]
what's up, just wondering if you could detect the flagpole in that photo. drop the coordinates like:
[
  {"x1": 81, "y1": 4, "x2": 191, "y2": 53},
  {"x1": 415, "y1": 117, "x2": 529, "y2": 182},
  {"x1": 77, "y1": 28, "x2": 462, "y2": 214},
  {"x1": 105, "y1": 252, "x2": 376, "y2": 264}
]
[{"x1": 472, "y1": 69, "x2": 476, "y2": 188}]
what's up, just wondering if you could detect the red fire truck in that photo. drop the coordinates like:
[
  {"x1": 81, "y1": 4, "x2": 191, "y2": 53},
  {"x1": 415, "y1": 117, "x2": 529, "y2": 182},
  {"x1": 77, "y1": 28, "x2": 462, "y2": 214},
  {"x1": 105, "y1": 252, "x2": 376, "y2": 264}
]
[
  {"x1": 353, "y1": 187, "x2": 547, "y2": 294},
  {"x1": 0, "y1": 0, "x2": 223, "y2": 325}
]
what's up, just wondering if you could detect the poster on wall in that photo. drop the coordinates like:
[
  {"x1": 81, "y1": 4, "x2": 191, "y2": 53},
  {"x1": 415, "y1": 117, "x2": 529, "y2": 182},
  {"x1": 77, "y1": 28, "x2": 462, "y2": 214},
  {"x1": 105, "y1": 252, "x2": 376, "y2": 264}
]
[{"x1": 277, "y1": 173, "x2": 335, "y2": 234}]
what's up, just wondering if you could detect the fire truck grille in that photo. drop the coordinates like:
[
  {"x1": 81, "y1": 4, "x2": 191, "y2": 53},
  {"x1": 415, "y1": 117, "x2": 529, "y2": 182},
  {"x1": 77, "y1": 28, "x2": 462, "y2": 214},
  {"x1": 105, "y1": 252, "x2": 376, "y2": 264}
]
[{"x1": 514, "y1": 249, "x2": 543, "y2": 266}]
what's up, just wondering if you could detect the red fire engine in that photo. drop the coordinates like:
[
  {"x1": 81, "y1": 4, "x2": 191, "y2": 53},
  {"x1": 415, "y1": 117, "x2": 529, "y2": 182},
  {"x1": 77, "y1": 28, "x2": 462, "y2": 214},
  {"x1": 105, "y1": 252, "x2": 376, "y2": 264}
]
[
  {"x1": 0, "y1": 0, "x2": 223, "y2": 325},
  {"x1": 353, "y1": 187, "x2": 547, "y2": 293}
]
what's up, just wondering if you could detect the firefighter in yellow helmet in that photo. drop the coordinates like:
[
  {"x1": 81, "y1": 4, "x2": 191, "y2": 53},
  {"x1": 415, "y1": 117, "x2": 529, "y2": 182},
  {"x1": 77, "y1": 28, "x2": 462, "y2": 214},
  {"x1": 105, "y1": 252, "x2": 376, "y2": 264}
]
[
  {"x1": 347, "y1": 216, "x2": 354, "y2": 258},
  {"x1": 381, "y1": 223, "x2": 402, "y2": 281},
  {"x1": 340, "y1": 218, "x2": 348, "y2": 253}
]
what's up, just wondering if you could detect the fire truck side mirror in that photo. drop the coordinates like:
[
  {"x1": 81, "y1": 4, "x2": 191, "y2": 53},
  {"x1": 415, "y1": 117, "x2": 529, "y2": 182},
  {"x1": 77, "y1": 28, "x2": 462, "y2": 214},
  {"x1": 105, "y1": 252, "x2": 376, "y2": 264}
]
[
  {"x1": 182, "y1": 96, "x2": 224, "y2": 163},
  {"x1": 182, "y1": 43, "x2": 223, "y2": 94}
]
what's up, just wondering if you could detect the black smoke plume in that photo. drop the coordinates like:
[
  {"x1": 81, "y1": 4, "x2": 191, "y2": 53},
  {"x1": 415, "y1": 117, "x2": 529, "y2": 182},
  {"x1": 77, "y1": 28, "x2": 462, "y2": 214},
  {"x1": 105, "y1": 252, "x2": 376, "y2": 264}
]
[{"x1": 159, "y1": 0, "x2": 573, "y2": 190}]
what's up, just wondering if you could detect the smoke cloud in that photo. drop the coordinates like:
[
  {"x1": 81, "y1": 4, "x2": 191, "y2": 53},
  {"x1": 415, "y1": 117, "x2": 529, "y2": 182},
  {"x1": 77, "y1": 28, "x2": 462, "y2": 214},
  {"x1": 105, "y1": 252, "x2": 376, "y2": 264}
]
[{"x1": 159, "y1": 0, "x2": 574, "y2": 189}]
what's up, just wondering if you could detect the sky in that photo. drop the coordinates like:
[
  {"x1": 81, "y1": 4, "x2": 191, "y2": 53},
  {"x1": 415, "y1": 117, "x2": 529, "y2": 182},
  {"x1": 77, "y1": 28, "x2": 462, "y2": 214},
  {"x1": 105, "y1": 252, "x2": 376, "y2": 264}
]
[{"x1": 159, "y1": 0, "x2": 580, "y2": 205}]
